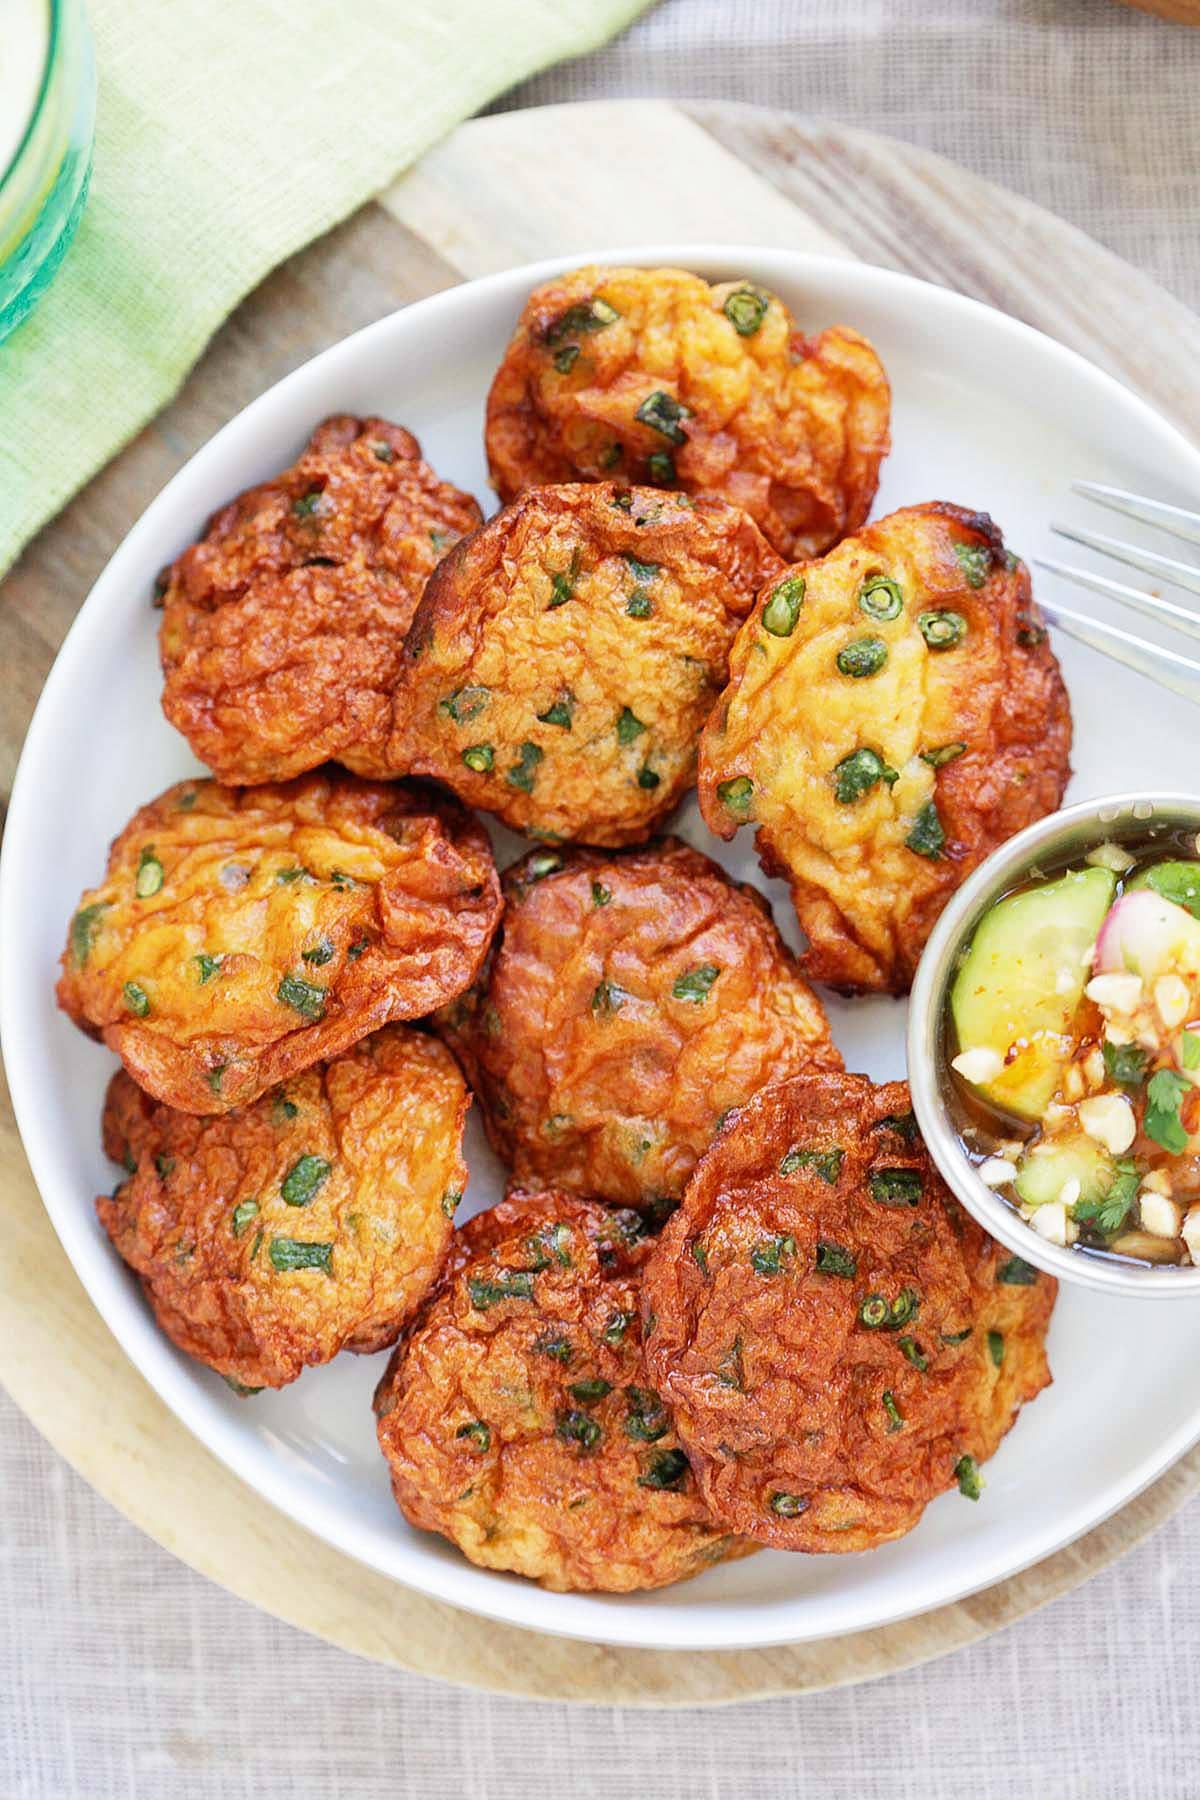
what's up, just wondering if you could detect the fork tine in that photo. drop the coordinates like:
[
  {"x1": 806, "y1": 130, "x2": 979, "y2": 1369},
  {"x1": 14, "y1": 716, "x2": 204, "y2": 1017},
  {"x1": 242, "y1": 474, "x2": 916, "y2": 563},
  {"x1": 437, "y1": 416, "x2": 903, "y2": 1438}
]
[
  {"x1": 1050, "y1": 524, "x2": 1200, "y2": 601},
  {"x1": 1073, "y1": 481, "x2": 1200, "y2": 552},
  {"x1": 1033, "y1": 555, "x2": 1200, "y2": 645},
  {"x1": 1038, "y1": 599, "x2": 1200, "y2": 705}
]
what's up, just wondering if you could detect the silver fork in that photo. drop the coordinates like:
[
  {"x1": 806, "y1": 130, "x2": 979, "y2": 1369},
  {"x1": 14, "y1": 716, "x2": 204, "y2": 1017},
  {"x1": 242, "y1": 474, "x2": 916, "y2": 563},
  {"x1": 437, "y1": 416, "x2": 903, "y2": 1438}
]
[{"x1": 1033, "y1": 483, "x2": 1200, "y2": 705}]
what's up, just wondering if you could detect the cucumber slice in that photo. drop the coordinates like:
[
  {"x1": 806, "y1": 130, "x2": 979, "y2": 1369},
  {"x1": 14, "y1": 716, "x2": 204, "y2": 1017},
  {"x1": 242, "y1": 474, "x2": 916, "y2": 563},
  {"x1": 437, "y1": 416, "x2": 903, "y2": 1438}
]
[
  {"x1": 1014, "y1": 1135, "x2": 1113, "y2": 1209},
  {"x1": 950, "y1": 866, "x2": 1116, "y2": 1120},
  {"x1": 1128, "y1": 860, "x2": 1200, "y2": 923}
]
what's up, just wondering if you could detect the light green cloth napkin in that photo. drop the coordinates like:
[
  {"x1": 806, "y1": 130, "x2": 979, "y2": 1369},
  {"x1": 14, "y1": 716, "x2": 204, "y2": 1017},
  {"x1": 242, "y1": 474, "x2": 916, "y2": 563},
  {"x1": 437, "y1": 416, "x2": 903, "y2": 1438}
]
[{"x1": 0, "y1": 0, "x2": 650, "y2": 577}]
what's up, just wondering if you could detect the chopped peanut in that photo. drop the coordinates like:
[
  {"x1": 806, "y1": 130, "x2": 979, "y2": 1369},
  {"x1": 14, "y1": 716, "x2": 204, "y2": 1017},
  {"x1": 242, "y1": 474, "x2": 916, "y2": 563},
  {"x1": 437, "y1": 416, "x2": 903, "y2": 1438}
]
[
  {"x1": 979, "y1": 1156, "x2": 1017, "y2": 1187},
  {"x1": 1077, "y1": 1092, "x2": 1137, "y2": 1155},
  {"x1": 1139, "y1": 1191, "x2": 1182, "y2": 1239},
  {"x1": 1182, "y1": 1206, "x2": 1200, "y2": 1263},
  {"x1": 1085, "y1": 842, "x2": 1135, "y2": 874},
  {"x1": 951, "y1": 1047, "x2": 1005, "y2": 1084},
  {"x1": 1085, "y1": 972, "x2": 1143, "y2": 1013},
  {"x1": 1154, "y1": 974, "x2": 1190, "y2": 1031},
  {"x1": 1031, "y1": 1202, "x2": 1068, "y2": 1246}
]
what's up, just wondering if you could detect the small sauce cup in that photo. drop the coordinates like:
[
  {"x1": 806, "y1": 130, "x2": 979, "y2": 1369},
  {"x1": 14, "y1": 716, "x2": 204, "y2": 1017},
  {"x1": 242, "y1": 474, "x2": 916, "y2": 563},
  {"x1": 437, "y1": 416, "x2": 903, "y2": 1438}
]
[
  {"x1": 908, "y1": 792, "x2": 1200, "y2": 1298},
  {"x1": 0, "y1": 0, "x2": 95, "y2": 344}
]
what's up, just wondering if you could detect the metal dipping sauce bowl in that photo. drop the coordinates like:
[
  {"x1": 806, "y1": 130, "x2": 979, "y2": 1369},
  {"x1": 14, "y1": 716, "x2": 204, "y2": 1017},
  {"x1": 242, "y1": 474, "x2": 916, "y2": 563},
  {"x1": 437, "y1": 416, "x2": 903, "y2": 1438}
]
[{"x1": 907, "y1": 792, "x2": 1200, "y2": 1299}]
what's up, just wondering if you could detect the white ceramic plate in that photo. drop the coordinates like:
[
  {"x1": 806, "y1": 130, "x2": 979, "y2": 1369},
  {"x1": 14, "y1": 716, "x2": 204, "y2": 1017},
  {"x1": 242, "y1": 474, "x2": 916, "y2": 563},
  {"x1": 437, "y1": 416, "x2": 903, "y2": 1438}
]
[{"x1": 5, "y1": 246, "x2": 1200, "y2": 1653}]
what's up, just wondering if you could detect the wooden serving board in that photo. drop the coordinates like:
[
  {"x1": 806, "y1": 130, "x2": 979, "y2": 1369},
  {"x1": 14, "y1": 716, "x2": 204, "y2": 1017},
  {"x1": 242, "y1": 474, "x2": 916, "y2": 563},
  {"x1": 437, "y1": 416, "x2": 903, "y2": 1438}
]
[
  {"x1": 3, "y1": 100, "x2": 1200, "y2": 1704},
  {"x1": 1119, "y1": 1, "x2": 1200, "y2": 23}
]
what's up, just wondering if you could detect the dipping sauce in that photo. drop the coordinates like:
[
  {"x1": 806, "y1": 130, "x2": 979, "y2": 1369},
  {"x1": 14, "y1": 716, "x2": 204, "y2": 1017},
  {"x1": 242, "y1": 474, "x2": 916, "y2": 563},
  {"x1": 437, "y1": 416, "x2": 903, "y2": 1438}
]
[{"x1": 946, "y1": 828, "x2": 1200, "y2": 1267}]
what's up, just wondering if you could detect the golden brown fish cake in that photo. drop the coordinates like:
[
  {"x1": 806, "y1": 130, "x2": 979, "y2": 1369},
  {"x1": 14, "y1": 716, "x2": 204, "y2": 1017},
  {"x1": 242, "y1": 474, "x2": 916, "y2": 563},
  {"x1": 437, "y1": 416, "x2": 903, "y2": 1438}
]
[
  {"x1": 484, "y1": 264, "x2": 890, "y2": 559},
  {"x1": 158, "y1": 415, "x2": 482, "y2": 784},
  {"x1": 373, "y1": 1191, "x2": 752, "y2": 1591},
  {"x1": 642, "y1": 1074, "x2": 1056, "y2": 1553},
  {"x1": 99, "y1": 1027, "x2": 468, "y2": 1390},
  {"x1": 390, "y1": 482, "x2": 781, "y2": 845},
  {"x1": 57, "y1": 772, "x2": 502, "y2": 1114},
  {"x1": 435, "y1": 840, "x2": 841, "y2": 1208},
  {"x1": 698, "y1": 503, "x2": 1072, "y2": 993}
]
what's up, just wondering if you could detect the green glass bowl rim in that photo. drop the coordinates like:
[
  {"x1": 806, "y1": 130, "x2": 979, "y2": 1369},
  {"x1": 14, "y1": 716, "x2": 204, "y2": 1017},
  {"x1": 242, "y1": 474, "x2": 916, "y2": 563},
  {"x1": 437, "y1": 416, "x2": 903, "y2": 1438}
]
[{"x1": 0, "y1": 0, "x2": 65, "y2": 200}]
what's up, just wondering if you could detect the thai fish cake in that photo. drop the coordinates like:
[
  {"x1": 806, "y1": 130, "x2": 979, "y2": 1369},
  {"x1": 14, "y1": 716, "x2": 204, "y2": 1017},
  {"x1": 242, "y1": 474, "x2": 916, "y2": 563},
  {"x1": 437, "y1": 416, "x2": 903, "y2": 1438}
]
[
  {"x1": 159, "y1": 415, "x2": 481, "y2": 784},
  {"x1": 373, "y1": 1191, "x2": 752, "y2": 1591},
  {"x1": 699, "y1": 503, "x2": 1072, "y2": 992},
  {"x1": 485, "y1": 264, "x2": 890, "y2": 559},
  {"x1": 642, "y1": 1073, "x2": 1056, "y2": 1552},
  {"x1": 391, "y1": 482, "x2": 781, "y2": 845},
  {"x1": 99, "y1": 1027, "x2": 468, "y2": 1390},
  {"x1": 435, "y1": 840, "x2": 840, "y2": 1208},
  {"x1": 58, "y1": 772, "x2": 502, "y2": 1113}
]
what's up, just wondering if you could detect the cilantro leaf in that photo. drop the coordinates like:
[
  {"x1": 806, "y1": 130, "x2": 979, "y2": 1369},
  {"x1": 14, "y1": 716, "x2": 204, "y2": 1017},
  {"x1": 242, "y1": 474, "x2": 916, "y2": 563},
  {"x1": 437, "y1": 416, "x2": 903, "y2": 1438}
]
[
  {"x1": 1072, "y1": 1158, "x2": 1138, "y2": 1236},
  {"x1": 1102, "y1": 1041, "x2": 1149, "y2": 1088},
  {"x1": 1145, "y1": 1069, "x2": 1191, "y2": 1154}
]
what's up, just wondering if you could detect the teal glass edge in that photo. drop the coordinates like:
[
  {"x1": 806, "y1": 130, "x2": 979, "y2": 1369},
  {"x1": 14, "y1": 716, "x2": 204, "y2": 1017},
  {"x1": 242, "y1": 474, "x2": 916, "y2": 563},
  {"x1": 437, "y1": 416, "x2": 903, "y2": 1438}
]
[{"x1": 0, "y1": 1, "x2": 97, "y2": 346}]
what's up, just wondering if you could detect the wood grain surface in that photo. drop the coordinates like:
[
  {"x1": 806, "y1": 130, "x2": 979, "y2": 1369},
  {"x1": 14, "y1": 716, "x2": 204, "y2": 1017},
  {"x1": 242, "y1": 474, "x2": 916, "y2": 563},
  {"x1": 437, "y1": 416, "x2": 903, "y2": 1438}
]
[
  {"x1": 1117, "y1": 0, "x2": 1200, "y2": 24},
  {"x1": 3, "y1": 99, "x2": 1198, "y2": 1704}
]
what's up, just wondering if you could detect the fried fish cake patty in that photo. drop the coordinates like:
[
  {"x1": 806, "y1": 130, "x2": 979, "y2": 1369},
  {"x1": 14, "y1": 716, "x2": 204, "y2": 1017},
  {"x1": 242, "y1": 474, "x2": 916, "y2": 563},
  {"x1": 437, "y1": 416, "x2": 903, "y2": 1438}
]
[
  {"x1": 373, "y1": 1191, "x2": 751, "y2": 1591},
  {"x1": 99, "y1": 1027, "x2": 468, "y2": 1390},
  {"x1": 698, "y1": 503, "x2": 1072, "y2": 993},
  {"x1": 390, "y1": 482, "x2": 781, "y2": 845},
  {"x1": 158, "y1": 415, "x2": 482, "y2": 784},
  {"x1": 435, "y1": 840, "x2": 841, "y2": 1208},
  {"x1": 642, "y1": 1074, "x2": 1056, "y2": 1552},
  {"x1": 57, "y1": 772, "x2": 502, "y2": 1114},
  {"x1": 484, "y1": 265, "x2": 890, "y2": 559}
]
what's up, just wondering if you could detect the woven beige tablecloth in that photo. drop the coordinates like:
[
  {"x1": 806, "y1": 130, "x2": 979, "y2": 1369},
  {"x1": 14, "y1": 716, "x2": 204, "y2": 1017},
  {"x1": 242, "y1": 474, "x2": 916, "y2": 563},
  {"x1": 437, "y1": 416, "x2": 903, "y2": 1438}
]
[{"x1": 6, "y1": 3, "x2": 1200, "y2": 1796}]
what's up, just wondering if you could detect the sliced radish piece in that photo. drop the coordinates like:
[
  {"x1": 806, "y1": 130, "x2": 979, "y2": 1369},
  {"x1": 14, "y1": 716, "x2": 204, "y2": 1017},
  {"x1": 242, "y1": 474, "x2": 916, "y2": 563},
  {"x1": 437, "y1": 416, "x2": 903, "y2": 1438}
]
[{"x1": 1094, "y1": 889, "x2": 1200, "y2": 986}]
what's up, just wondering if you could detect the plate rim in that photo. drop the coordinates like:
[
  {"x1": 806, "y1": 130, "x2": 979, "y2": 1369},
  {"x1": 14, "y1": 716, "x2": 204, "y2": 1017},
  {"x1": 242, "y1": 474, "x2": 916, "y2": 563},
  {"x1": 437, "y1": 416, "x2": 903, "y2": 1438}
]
[{"x1": 7, "y1": 242, "x2": 1200, "y2": 1651}]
